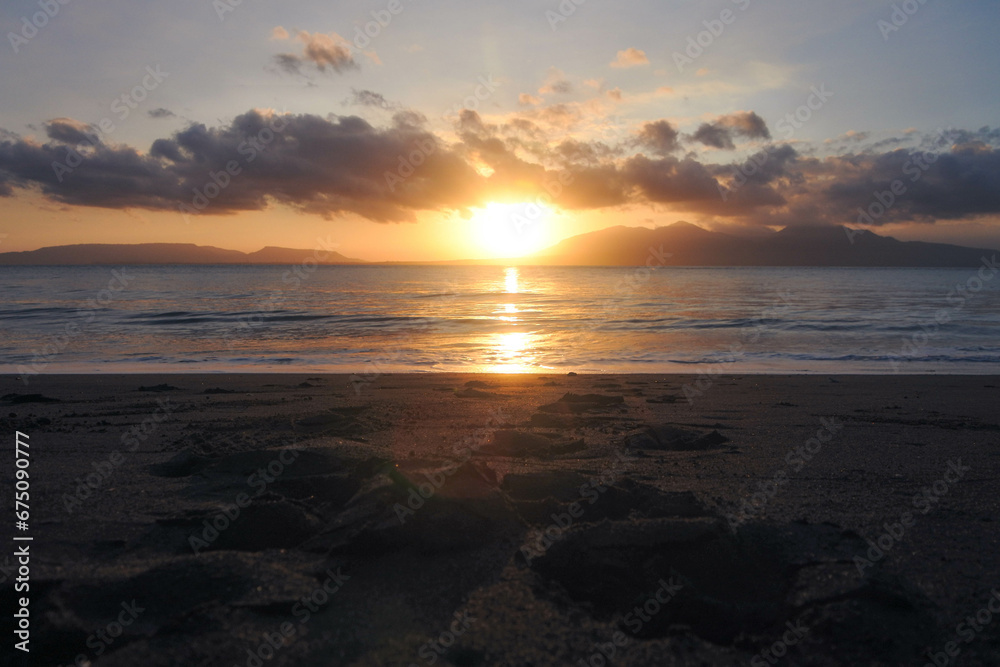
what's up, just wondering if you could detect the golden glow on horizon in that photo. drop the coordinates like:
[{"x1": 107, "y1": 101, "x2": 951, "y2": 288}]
[{"x1": 472, "y1": 202, "x2": 553, "y2": 258}]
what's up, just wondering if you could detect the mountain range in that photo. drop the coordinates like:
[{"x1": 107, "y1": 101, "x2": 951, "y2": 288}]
[
  {"x1": 0, "y1": 224, "x2": 995, "y2": 266},
  {"x1": 0, "y1": 243, "x2": 364, "y2": 266},
  {"x1": 528, "y1": 222, "x2": 997, "y2": 267}
]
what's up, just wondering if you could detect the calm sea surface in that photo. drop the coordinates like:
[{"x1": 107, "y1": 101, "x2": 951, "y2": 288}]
[{"x1": 1, "y1": 265, "x2": 998, "y2": 375}]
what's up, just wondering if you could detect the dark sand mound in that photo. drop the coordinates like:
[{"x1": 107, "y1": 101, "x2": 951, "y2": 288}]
[
  {"x1": 292, "y1": 406, "x2": 376, "y2": 438},
  {"x1": 478, "y1": 429, "x2": 585, "y2": 458},
  {"x1": 151, "y1": 447, "x2": 384, "y2": 480},
  {"x1": 646, "y1": 393, "x2": 682, "y2": 404},
  {"x1": 142, "y1": 449, "x2": 389, "y2": 553},
  {"x1": 148, "y1": 450, "x2": 212, "y2": 477},
  {"x1": 464, "y1": 380, "x2": 493, "y2": 389},
  {"x1": 501, "y1": 471, "x2": 594, "y2": 501},
  {"x1": 24, "y1": 551, "x2": 330, "y2": 666},
  {"x1": 509, "y1": 475, "x2": 709, "y2": 525},
  {"x1": 526, "y1": 412, "x2": 578, "y2": 428},
  {"x1": 268, "y1": 472, "x2": 364, "y2": 511},
  {"x1": 626, "y1": 424, "x2": 730, "y2": 450},
  {"x1": 302, "y1": 460, "x2": 524, "y2": 555},
  {"x1": 530, "y1": 518, "x2": 941, "y2": 662},
  {"x1": 454, "y1": 388, "x2": 502, "y2": 399},
  {"x1": 538, "y1": 392, "x2": 626, "y2": 414},
  {"x1": 202, "y1": 448, "x2": 375, "y2": 477},
  {"x1": 1, "y1": 392, "x2": 61, "y2": 404},
  {"x1": 153, "y1": 500, "x2": 326, "y2": 552}
]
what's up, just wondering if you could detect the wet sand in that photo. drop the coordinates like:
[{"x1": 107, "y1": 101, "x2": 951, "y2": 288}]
[{"x1": 2, "y1": 373, "x2": 999, "y2": 666}]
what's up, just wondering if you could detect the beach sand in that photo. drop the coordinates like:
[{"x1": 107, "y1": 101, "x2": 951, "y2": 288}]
[{"x1": 2, "y1": 373, "x2": 999, "y2": 666}]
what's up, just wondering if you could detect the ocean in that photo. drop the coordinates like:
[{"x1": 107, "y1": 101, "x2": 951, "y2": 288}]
[{"x1": 2, "y1": 265, "x2": 998, "y2": 376}]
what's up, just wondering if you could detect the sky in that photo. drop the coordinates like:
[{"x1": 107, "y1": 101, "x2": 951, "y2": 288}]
[{"x1": 1, "y1": 0, "x2": 999, "y2": 260}]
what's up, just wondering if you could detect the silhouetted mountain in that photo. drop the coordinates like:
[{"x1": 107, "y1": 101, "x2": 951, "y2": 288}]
[
  {"x1": 532, "y1": 222, "x2": 997, "y2": 267},
  {"x1": 1, "y1": 226, "x2": 995, "y2": 266},
  {"x1": 244, "y1": 246, "x2": 362, "y2": 264},
  {"x1": 0, "y1": 243, "x2": 365, "y2": 265}
]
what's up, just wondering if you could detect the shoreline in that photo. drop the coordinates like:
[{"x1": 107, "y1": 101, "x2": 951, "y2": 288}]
[{"x1": 8, "y1": 365, "x2": 1000, "y2": 377}]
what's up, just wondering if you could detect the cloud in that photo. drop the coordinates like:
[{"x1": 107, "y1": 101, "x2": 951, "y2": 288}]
[
  {"x1": 824, "y1": 130, "x2": 870, "y2": 145},
  {"x1": 273, "y1": 31, "x2": 358, "y2": 75},
  {"x1": 518, "y1": 93, "x2": 542, "y2": 106},
  {"x1": 270, "y1": 26, "x2": 289, "y2": 40},
  {"x1": 539, "y1": 67, "x2": 572, "y2": 95},
  {"x1": 720, "y1": 111, "x2": 771, "y2": 139},
  {"x1": 692, "y1": 111, "x2": 771, "y2": 149},
  {"x1": 711, "y1": 128, "x2": 1000, "y2": 227},
  {"x1": 610, "y1": 47, "x2": 649, "y2": 68},
  {"x1": 272, "y1": 54, "x2": 303, "y2": 75},
  {"x1": 540, "y1": 80, "x2": 572, "y2": 95},
  {"x1": 692, "y1": 123, "x2": 735, "y2": 150},
  {"x1": 803, "y1": 143, "x2": 1000, "y2": 226},
  {"x1": 624, "y1": 155, "x2": 722, "y2": 203},
  {"x1": 0, "y1": 110, "x2": 484, "y2": 221},
  {"x1": 44, "y1": 118, "x2": 99, "y2": 145},
  {"x1": 148, "y1": 108, "x2": 176, "y2": 119},
  {"x1": 636, "y1": 120, "x2": 681, "y2": 155},
  {"x1": 2, "y1": 106, "x2": 999, "y2": 234},
  {"x1": 345, "y1": 89, "x2": 398, "y2": 110}
]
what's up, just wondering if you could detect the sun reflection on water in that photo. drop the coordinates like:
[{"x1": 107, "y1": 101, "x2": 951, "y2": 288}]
[
  {"x1": 505, "y1": 267, "x2": 519, "y2": 294},
  {"x1": 486, "y1": 267, "x2": 541, "y2": 373}
]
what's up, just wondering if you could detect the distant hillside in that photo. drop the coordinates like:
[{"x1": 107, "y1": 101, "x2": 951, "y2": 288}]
[
  {"x1": 1, "y1": 226, "x2": 995, "y2": 266},
  {"x1": 530, "y1": 222, "x2": 998, "y2": 267},
  {"x1": 0, "y1": 243, "x2": 366, "y2": 265}
]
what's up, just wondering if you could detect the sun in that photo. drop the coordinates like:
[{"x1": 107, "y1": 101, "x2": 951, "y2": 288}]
[{"x1": 471, "y1": 201, "x2": 554, "y2": 258}]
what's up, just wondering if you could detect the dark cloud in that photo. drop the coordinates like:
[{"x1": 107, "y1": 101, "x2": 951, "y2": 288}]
[
  {"x1": 637, "y1": 120, "x2": 681, "y2": 155},
  {"x1": 45, "y1": 118, "x2": 100, "y2": 145},
  {"x1": 721, "y1": 111, "x2": 770, "y2": 140},
  {"x1": 692, "y1": 123, "x2": 735, "y2": 150},
  {"x1": 624, "y1": 155, "x2": 723, "y2": 203},
  {"x1": 345, "y1": 89, "x2": 399, "y2": 110},
  {"x1": 815, "y1": 144, "x2": 1000, "y2": 225},
  {"x1": 1, "y1": 104, "x2": 998, "y2": 232},
  {"x1": 148, "y1": 108, "x2": 176, "y2": 119},
  {"x1": 0, "y1": 110, "x2": 482, "y2": 221},
  {"x1": 273, "y1": 53, "x2": 304, "y2": 75},
  {"x1": 273, "y1": 31, "x2": 357, "y2": 75},
  {"x1": 391, "y1": 109, "x2": 427, "y2": 130},
  {"x1": 556, "y1": 164, "x2": 630, "y2": 209},
  {"x1": 692, "y1": 112, "x2": 771, "y2": 150}
]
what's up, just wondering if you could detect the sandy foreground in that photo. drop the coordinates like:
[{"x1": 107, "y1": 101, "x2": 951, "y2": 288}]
[{"x1": 2, "y1": 373, "x2": 999, "y2": 666}]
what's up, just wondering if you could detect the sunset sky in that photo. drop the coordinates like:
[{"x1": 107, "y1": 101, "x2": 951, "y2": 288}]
[{"x1": 1, "y1": 0, "x2": 999, "y2": 260}]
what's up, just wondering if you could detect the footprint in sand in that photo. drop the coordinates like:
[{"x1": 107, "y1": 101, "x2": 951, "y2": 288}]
[
  {"x1": 625, "y1": 424, "x2": 729, "y2": 451},
  {"x1": 537, "y1": 393, "x2": 625, "y2": 414}
]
